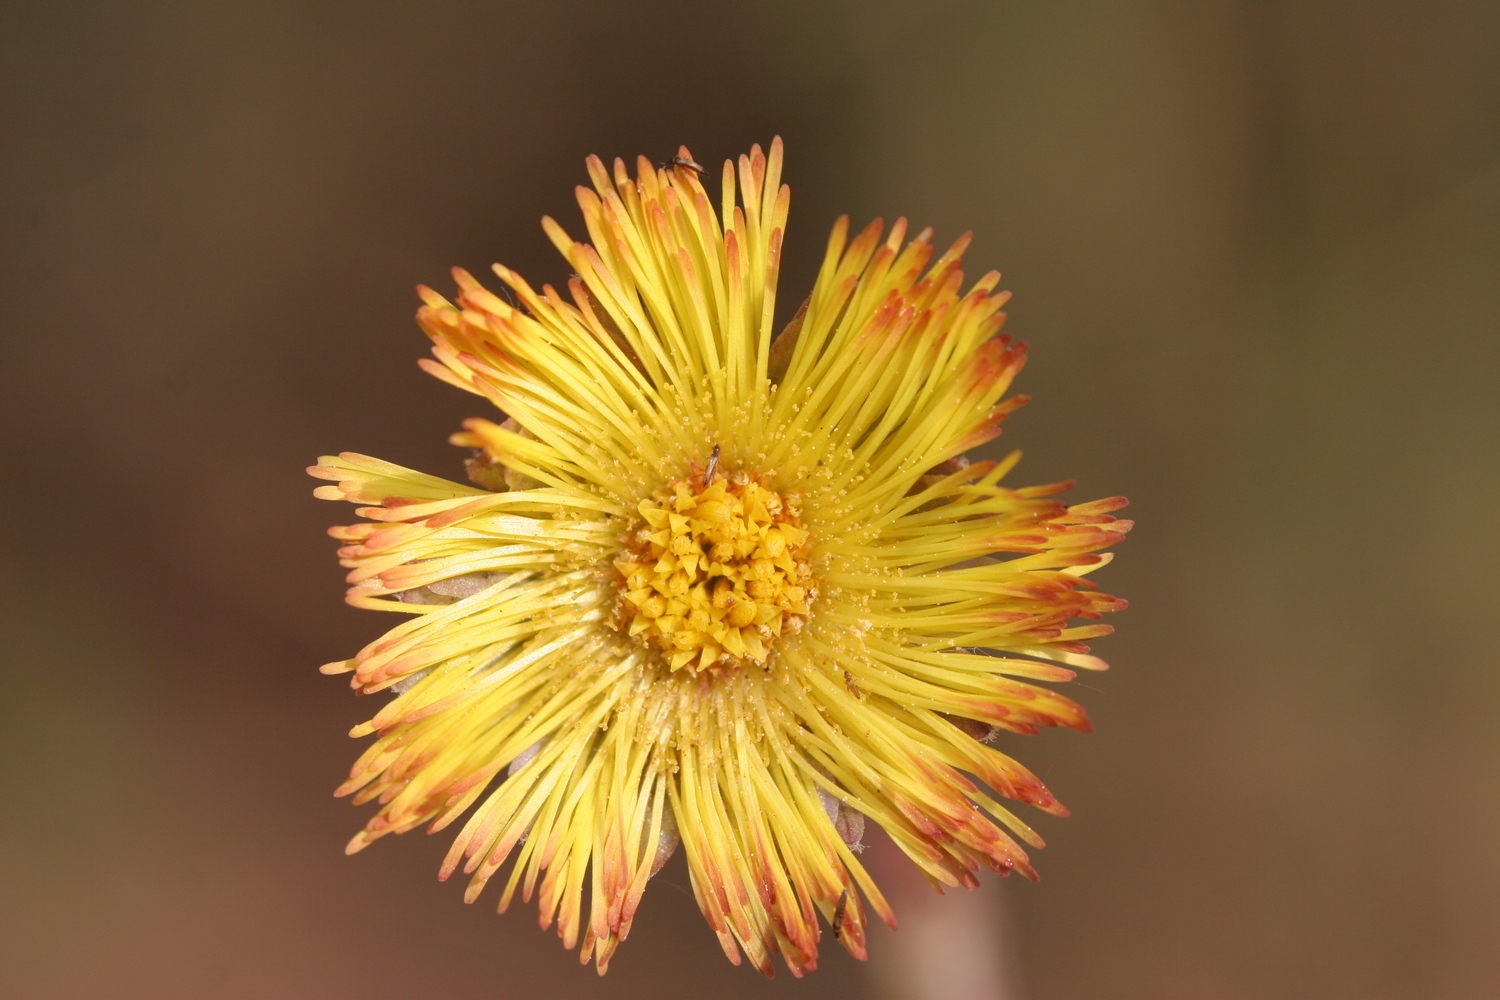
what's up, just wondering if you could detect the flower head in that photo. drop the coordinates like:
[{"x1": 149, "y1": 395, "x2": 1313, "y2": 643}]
[{"x1": 310, "y1": 139, "x2": 1129, "y2": 976}]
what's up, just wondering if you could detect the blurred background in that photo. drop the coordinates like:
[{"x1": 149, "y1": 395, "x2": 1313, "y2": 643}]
[{"x1": 2, "y1": 2, "x2": 1498, "y2": 997}]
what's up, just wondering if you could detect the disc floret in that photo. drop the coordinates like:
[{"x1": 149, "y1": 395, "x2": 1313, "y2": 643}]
[{"x1": 615, "y1": 469, "x2": 815, "y2": 673}]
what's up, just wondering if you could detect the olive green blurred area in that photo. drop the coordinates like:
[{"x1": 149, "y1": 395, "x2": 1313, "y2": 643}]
[{"x1": 2, "y1": 2, "x2": 1497, "y2": 998}]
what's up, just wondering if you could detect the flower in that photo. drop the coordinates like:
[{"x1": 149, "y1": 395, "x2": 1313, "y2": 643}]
[{"x1": 309, "y1": 138, "x2": 1129, "y2": 977}]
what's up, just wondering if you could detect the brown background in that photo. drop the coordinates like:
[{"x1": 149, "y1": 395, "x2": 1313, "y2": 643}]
[{"x1": 3, "y1": 2, "x2": 1498, "y2": 998}]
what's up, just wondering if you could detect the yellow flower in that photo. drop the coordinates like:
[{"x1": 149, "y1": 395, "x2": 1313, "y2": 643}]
[{"x1": 309, "y1": 139, "x2": 1129, "y2": 977}]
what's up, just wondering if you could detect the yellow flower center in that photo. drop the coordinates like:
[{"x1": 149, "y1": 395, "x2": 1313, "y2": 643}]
[{"x1": 615, "y1": 470, "x2": 815, "y2": 673}]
